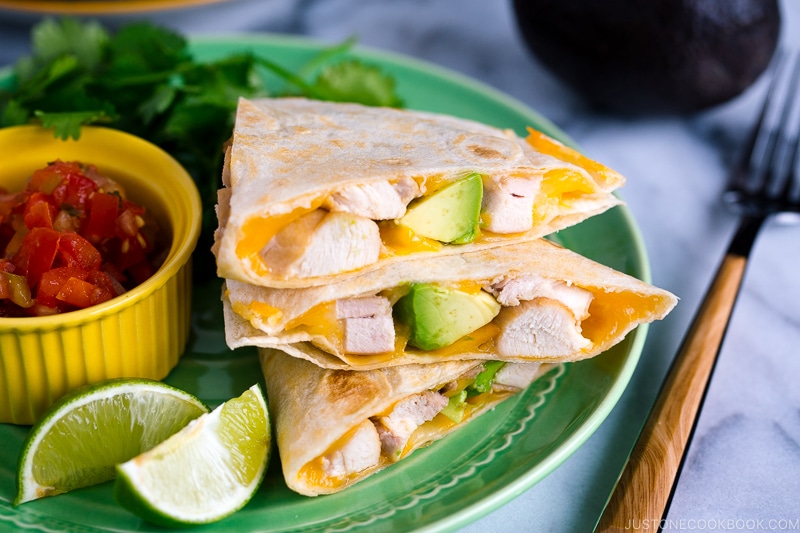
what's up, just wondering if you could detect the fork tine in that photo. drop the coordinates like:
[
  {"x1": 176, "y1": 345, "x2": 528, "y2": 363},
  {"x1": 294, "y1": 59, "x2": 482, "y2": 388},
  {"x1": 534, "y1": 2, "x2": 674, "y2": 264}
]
[
  {"x1": 724, "y1": 49, "x2": 800, "y2": 248},
  {"x1": 750, "y1": 50, "x2": 798, "y2": 195},
  {"x1": 775, "y1": 54, "x2": 800, "y2": 210},
  {"x1": 727, "y1": 50, "x2": 787, "y2": 195}
]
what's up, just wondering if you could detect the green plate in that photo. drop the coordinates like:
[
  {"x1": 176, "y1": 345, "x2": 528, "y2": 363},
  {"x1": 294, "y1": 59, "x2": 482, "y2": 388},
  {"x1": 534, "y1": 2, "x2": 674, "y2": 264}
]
[{"x1": 0, "y1": 35, "x2": 650, "y2": 532}]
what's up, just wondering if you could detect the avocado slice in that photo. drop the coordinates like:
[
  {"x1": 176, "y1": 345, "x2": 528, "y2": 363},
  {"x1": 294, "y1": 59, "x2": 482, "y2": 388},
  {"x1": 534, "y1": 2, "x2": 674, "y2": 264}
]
[
  {"x1": 440, "y1": 390, "x2": 468, "y2": 423},
  {"x1": 440, "y1": 360, "x2": 507, "y2": 423},
  {"x1": 394, "y1": 283, "x2": 500, "y2": 351},
  {"x1": 398, "y1": 173, "x2": 483, "y2": 244},
  {"x1": 468, "y1": 361, "x2": 506, "y2": 396}
]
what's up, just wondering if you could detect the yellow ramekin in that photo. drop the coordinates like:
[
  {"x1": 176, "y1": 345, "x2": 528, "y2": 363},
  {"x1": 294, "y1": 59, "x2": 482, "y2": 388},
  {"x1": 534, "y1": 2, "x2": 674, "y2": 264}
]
[{"x1": 0, "y1": 125, "x2": 202, "y2": 425}]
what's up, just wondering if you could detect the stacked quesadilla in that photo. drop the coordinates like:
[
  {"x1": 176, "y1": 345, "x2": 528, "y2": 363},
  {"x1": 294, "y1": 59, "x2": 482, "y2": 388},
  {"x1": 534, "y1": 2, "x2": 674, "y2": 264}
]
[{"x1": 213, "y1": 97, "x2": 677, "y2": 496}]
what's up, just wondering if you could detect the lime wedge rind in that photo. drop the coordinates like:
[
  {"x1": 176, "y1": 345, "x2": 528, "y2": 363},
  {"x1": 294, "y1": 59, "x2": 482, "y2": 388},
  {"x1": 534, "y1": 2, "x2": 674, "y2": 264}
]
[
  {"x1": 113, "y1": 383, "x2": 271, "y2": 527},
  {"x1": 15, "y1": 378, "x2": 209, "y2": 506}
]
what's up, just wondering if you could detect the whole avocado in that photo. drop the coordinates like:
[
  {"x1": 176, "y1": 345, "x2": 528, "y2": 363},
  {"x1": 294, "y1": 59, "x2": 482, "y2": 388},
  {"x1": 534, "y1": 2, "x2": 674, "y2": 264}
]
[{"x1": 512, "y1": 0, "x2": 781, "y2": 113}]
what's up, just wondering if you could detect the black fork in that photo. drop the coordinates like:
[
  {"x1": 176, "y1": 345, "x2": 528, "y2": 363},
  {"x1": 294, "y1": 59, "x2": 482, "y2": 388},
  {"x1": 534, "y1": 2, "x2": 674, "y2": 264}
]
[
  {"x1": 596, "y1": 51, "x2": 800, "y2": 532},
  {"x1": 725, "y1": 51, "x2": 800, "y2": 255}
]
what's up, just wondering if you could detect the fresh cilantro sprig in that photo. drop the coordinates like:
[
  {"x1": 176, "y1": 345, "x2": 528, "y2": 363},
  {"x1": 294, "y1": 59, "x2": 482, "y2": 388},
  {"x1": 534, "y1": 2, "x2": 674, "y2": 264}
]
[{"x1": 0, "y1": 18, "x2": 403, "y2": 279}]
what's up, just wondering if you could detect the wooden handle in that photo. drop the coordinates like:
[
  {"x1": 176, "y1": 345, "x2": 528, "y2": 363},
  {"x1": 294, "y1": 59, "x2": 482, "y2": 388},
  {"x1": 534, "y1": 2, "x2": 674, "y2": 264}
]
[{"x1": 596, "y1": 254, "x2": 748, "y2": 532}]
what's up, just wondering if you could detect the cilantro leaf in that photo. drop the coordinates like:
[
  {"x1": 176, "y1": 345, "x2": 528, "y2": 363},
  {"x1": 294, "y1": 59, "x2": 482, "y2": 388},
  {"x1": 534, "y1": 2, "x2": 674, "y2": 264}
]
[
  {"x1": 105, "y1": 23, "x2": 188, "y2": 78},
  {"x1": 296, "y1": 36, "x2": 357, "y2": 77},
  {"x1": 253, "y1": 56, "x2": 318, "y2": 97},
  {"x1": 29, "y1": 17, "x2": 108, "y2": 71},
  {"x1": 14, "y1": 55, "x2": 82, "y2": 102},
  {"x1": 138, "y1": 84, "x2": 178, "y2": 124},
  {"x1": 1, "y1": 99, "x2": 30, "y2": 126},
  {"x1": 183, "y1": 54, "x2": 266, "y2": 107},
  {"x1": 35, "y1": 110, "x2": 112, "y2": 139},
  {"x1": 312, "y1": 59, "x2": 403, "y2": 107}
]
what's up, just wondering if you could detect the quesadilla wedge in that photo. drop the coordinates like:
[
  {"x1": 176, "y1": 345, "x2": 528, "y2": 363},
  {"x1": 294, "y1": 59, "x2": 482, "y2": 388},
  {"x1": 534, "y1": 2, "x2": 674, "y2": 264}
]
[
  {"x1": 259, "y1": 346, "x2": 559, "y2": 496},
  {"x1": 224, "y1": 239, "x2": 677, "y2": 370},
  {"x1": 213, "y1": 97, "x2": 625, "y2": 288}
]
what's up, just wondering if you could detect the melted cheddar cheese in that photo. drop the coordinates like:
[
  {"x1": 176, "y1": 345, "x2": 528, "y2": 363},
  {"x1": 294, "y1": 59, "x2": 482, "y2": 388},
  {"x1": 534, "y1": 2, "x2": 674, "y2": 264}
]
[
  {"x1": 233, "y1": 301, "x2": 283, "y2": 328},
  {"x1": 532, "y1": 168, "x2": 596, "y2": 225},
  {"x1": 298, "y1": 386, "x2": 514, "y2": 491},
  {"x1": 276, "y1": 278, "x2": 653, "y2": 363},
  {"x1": 298, "y1": 425, "x2": 387, "y2": 491},
  {"x1": 285, "y1": 299, "x2": 499, "y2": 361},
  {"x1": 236, "y1": 199, "x2": 324, "y2": 275},
  {"x1": 232, "y1": 164, "x2": 601, "y2": 276},
  {"x1": 403, "y1": 390, "x2": 513, "y2": 456},
  {"x1": 378, "y1": 222, "x2": 442, "y2": 257},
  {"x1": 581, "y1": 290, "x2": 663, "y2": 344},
  {"x1": 526, "y1": 128, "x2": 612, "y2": 180}
]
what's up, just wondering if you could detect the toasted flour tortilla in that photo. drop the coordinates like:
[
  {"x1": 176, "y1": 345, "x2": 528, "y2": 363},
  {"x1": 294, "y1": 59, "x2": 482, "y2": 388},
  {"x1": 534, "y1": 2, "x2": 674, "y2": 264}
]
[
  {"x1": 259, "y1": 347, "x2": 557, "y2": 496},
  {"x1": 224, "y1": 239, "x2": 677, "y2": 370},
  {"x1": 213, "y1": 97, "x2": 625, "y2": 288}
]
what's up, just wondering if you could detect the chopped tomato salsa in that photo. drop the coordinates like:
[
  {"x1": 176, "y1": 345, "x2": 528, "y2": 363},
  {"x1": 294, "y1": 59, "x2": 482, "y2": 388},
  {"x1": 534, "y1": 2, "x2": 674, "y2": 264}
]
[{"x1": 0, "y1": 160, "x2": 161, "y2": 317}]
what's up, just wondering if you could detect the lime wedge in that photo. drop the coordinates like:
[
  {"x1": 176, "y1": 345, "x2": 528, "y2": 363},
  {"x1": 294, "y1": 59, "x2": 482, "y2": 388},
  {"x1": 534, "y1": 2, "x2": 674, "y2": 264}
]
[
  {"x1": 113, "y1": 383, "x2": 271, "y2": 527},
  {"x1": 15, "y1": 378, "x2": 208, "y2": 506}
]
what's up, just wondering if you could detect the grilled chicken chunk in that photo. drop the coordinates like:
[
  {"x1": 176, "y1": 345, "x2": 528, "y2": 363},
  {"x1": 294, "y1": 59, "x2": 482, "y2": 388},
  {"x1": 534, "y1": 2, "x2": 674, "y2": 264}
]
[
  {"x1": 494, "y1": 362, "x2": 543, "y2": 390},
  {"x1": 322, "y1": 419, "x2": 381, "y2": 478},
  {"x1": 489, "y1": 274, "x2": 593, "y2": 319},
  {"x1": 260, "y1": 209, "x2": 381, "y2": 278},
  {"x1": 324, "y1": 177, "x2": 422, "y2": 220},
  {"x1": 336, "y1": 296, "x2": 396, "y2": 354},
  {"x1": 373, "y1": 391, "x2": 449, "y2": 460},
  {"x1": 481, "y1": 177, "x2": 539, "y2": 234},
  {"x1": 494, "y1": 298, "x2": 591, "y2": 357}
]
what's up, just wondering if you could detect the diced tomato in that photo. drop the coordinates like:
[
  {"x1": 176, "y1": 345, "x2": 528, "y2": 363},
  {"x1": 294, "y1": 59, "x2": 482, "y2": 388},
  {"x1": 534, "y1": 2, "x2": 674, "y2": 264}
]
[
  {"x1": 0, "y1": 190, "x2": 25, "y2": 222},
  {"x1": 56, "y1": 276, "x2": 113, "y2": 309},
  {"x1": 15, "y1": 227, "x2": 61, "y2": 288},
  {"x1": 109, "y1": 234, "x2": 148, "y2": 273},
  {"x1": 27, "y1": 164, "x2": 65, "y2": 194},
  {"x1": 51, "y1": 165, "x2": 98, "y2": 215},
  {"x1": 87, "y1": 270, "x2": 122, "y2": 297},
  {"x1": 57, "y1": 179, "x2": 96, "y2": 214},
  {"x1": 37, "y1": 266, "x2": 89, "y2": 308},
  {"x1": 122, "y1": 199, "x2": 145, "y2": 216},
  {"x1": 0, "y1": 160, "x2": 160, "y2": 316},
  {"x1": 115, "y1": 208, "x2": 140, "y2": 239},
  {"x1": 58, "y1": 232, "x2": 102, "y2": 271},
  {"x1": 83, "y1": 192, "x2": 120, "y2": 240},
  {"x1": 23, "y1": 192, "x2": 56, "y2": 229}
]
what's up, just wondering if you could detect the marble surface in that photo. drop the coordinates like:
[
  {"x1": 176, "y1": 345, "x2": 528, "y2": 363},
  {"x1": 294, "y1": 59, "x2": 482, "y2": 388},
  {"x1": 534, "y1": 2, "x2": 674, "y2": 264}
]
[{"x1": 2, "y1": 1, "x2": 799, "y2": 531}]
